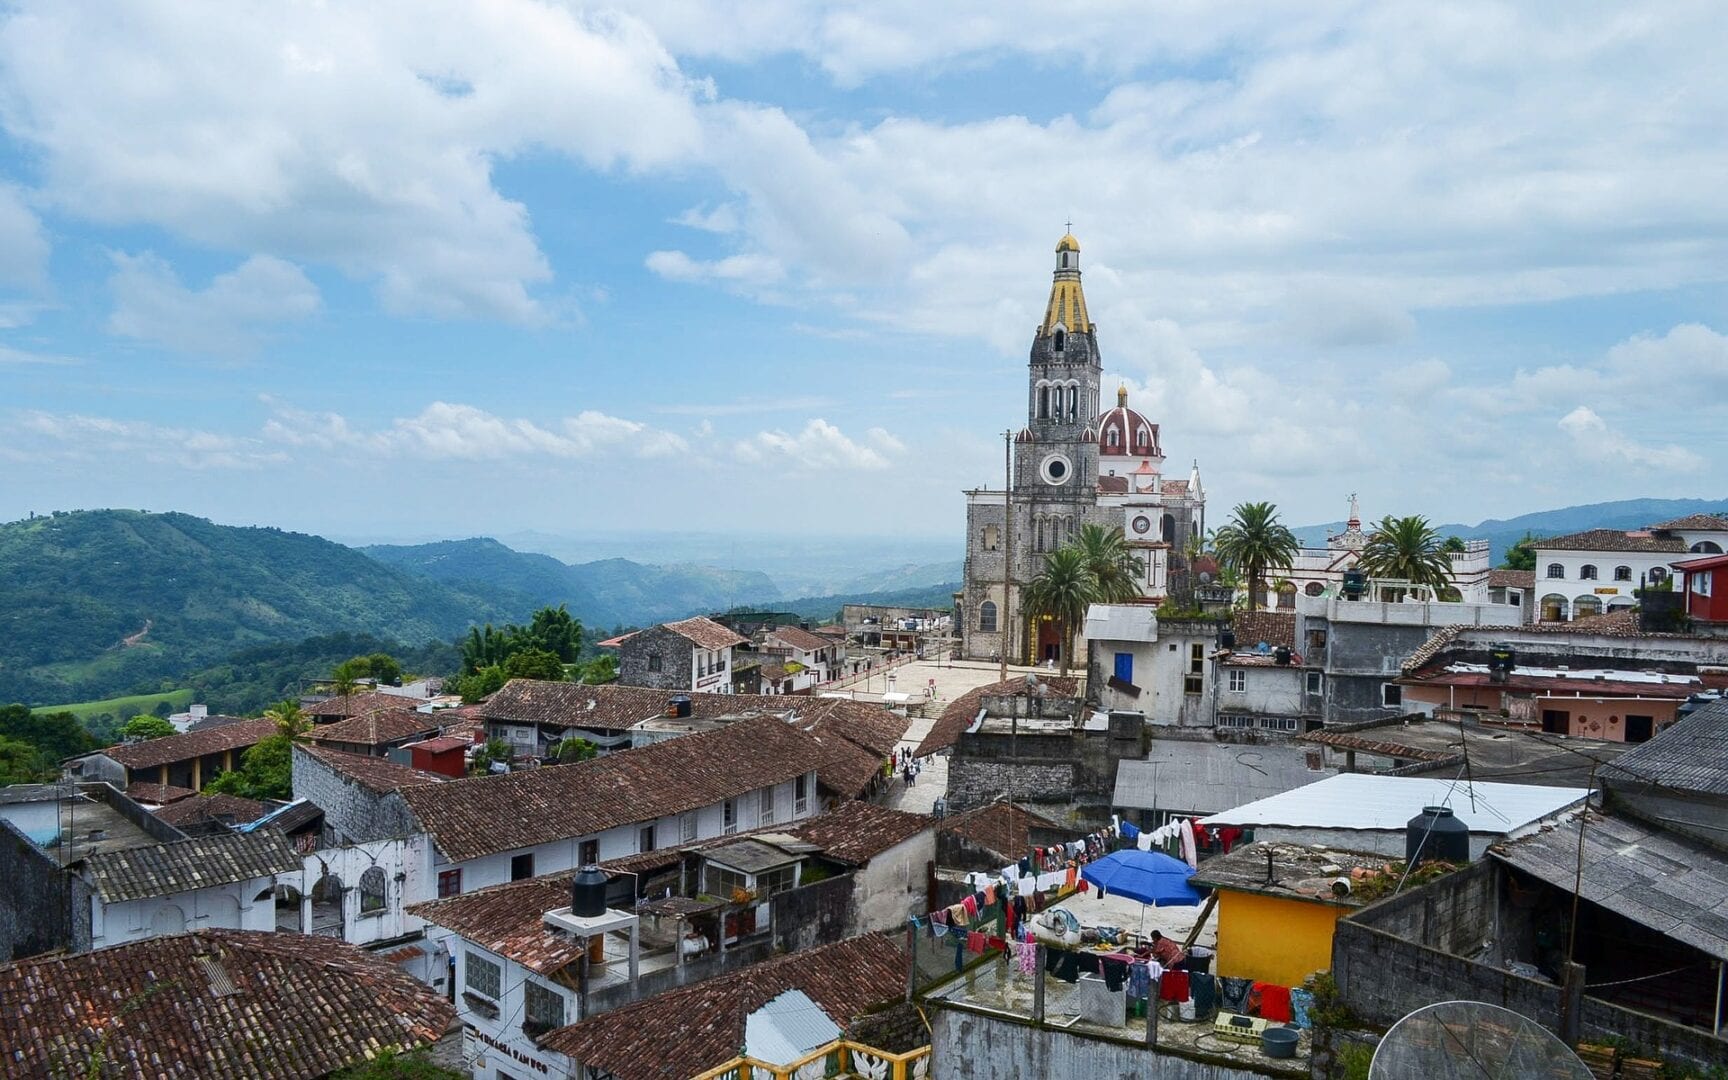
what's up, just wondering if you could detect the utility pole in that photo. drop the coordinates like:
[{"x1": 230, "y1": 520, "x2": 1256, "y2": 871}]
[{"x1": 1001, "y1": 429, "x2": 1013, "y2": 682}]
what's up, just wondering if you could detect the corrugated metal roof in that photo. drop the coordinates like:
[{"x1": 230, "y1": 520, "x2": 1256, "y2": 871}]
[
  {"x1": 744, "y1": 989, "x2": 842, "y2": 1067},
  {"x1": 1199, "y1": 773, "x2": 1587, "y2": 835},
  {"x1": 1601, "y1": 699, "x2": 1728, "y2": 795},
  {"x1": 1492, "y1": 812, "x2": 1728, "y2": 961},
  {"x1": 1114, "y1": 744, "x2": 1335, "y2": 815}
]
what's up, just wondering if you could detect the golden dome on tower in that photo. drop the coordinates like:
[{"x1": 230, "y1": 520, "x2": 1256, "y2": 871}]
[{"x1": 1056, "y1": 233, "x2": 1080, "y2": 253}]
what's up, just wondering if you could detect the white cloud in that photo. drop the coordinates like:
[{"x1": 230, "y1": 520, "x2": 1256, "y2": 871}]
[
  {"x1": 107, "y1": 252, "x2": 320, "y2": 355},
  {"x1": 1557, "y1": 406, "x2": 1703, "y2": 473},
  {"x1": 261, "y1": 400, "x2": 688, "y2": 461},
  {"x1": 0, "y1": 1, "x2": 704, "y2": 321},
  {"x1": 15, "y1": 410, "x2": 286, "y2": 469},
  {"x1": 645, "y1": 249, "x2": 784, "y2": 285},
  {"x1": 0, "y1": 184, "x2": 48, "y2": 289},
  {"x1": 733, "y1": 418, "x2": 902, "y2": 470},
  {"x1": 0, "y1": 344, "x2": 79, "y2": 366}
]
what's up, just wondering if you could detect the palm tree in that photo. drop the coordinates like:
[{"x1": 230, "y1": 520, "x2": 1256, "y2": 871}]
[
  {"x1": 264, "y1": 699, "x2": 310, "y2": 741},
  {"x1": 1212, "y1": 502, "x2": 1299, "y2": 612},
  {"x1": 1073, "y1": 524, "x2": 1144, "y2": 603},
  {"x1": 1023, "y1": 546, "x2": 1097, "y2": 676},
  {"x1": 1359, "y1": 515, "x2": 1454, "y2": 599}
]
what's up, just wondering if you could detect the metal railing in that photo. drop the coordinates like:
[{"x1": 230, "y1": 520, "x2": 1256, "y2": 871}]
[{"x1": 690, "y1": 1040, "x2": 931, "y2": 1080}]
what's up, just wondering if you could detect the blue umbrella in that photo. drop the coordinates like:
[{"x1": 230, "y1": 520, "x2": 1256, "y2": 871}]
[{"x1": 1080, "y1": 848, "x2": 1203, "y2": 907}]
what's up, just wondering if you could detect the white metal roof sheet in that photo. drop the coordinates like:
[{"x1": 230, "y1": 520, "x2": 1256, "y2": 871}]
[
  {"x1": 745, "y1": 989, "x2": 841, "y2": 1067},
  {"x1": 1198, "y1": 773, "x2": 1587, "y2": 835}
]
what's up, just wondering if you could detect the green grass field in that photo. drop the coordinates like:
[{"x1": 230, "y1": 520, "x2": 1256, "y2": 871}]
[{"x1": 33, "y1": 688, "x2": 194, "y2": 721}]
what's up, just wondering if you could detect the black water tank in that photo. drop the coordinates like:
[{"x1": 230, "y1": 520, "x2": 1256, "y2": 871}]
[
  {"x1": 1274, "y1": 645, "x2": 1292, "y2": 666},
  {"x1": 1488, "y1": 646, "x2": 1515, "y2": 681},
  {"x1": 571, "y1": 865, "x2": 609, "y2": 917},
  {"x1": 1342, "y1": 570, "x2": 1367, "y2": 598},
  {"x1": 667, "y1": 695, "x2": 692, "y2": 718},
  {"x1": 1219, "y1": 628, "x2": 1237, "y2": 650},
  {"x1": 1406, "y1": 806, "x2": 1470, "y2": 865}
]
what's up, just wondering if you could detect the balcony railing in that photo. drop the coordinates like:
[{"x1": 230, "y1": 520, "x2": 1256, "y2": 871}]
[{"x1": 690, "y1": 1040, "x2": 931, "y2": 1080}]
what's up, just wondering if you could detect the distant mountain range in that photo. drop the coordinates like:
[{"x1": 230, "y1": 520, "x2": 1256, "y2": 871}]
[
  {"x1": 0, "y1": 511, "x2": 962, "y2": 708},
  {"x1": 1292, "y1": 497, "x2": 1728, "y2": 562}
]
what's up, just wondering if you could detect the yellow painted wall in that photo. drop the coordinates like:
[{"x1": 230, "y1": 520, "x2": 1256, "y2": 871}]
[{"x1": 1213, "y1": 889, "x2": 1347, "y2": 988}]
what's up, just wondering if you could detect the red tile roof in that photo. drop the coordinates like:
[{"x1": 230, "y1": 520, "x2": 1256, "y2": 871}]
[
  {"x1": 767, "y1": 625, "x2": 832, "y2": 652},
  {"x1": 663, "y1": 616, "x2": 749, "y2": 650},
  {"x1": 788, "y1": 801, "x2": 932, "y2": 865},
  {"x1": 914, "y1": 675, "x2": 1080, "y2": 757},
  {"x1": 938, "y1": 799, "x2": 1071, "y2": 861},
  {"x1": 408, "y1": 876, "x2": 585, "y2": 976},
  {"x1": 99, "y1": 717, "x2": 278, "y2": 771},
  {"x1": 539, "y1": 933, "x2": 908, "y2": 1080},
  {"x1": 1651, "y1": 514, "x2": 1728, "y2": 531},
  {"x1": 295, "y1": 743, "x2": 450, "y2": 795},
  {"x1": 0, "y1": 930, "x2": 454, "y2": 1079},
  {"x1": 1233, "y1": 610, "x2": 1296, "y2": 651},
  {"x1": 125, "y1": 781, "x2": 196, "y2": 805},
  {"x1": 1536, "y1": 528, "x2": 1687, "y2": 553},
  {"x1": 478, "y1": 679, "x2": 678, "y2": 733},
  {"x1": 399, "y1": 713, "x2": 828, "y2": 863},
  {"x1": 151, "y1": 793, "x2": 269, "y2": 828},
  {"x1": 1488, "y1": 569, "x2": 1536, "y2": 589},
  {"x1": 405, "y1": 734, "x2": 472, "y2": 753},
  {"x1": 304, "y1": 708, "x2": 441, "y2": 747}
]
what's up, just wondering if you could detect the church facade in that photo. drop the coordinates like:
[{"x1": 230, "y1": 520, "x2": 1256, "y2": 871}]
[{"x1": 960, "y1": 233, "x2": 1206, "y2": 663}]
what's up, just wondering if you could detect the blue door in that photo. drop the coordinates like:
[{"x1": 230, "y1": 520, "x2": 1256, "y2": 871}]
[{"x1": 1113, "y1": 652, "x2": 1134, "y2": 684}]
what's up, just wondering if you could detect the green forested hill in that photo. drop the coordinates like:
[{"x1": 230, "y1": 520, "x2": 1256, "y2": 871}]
[{"x1": 0, "y1": 510, "x2": 521, "y2": 705}]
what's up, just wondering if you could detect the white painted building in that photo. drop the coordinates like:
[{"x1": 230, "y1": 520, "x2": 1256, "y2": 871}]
[
  {"x1": 1083, "y1": 604, "x2": 1220, "y2": 727},
  {"x1": 1533, "y1": 519, "x2": 1728, "y2": 622},
  {"x1": 79, "y1": 831, "x2": 302, "y2": 949}
]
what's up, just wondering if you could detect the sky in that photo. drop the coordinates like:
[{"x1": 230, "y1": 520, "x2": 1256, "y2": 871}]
[{"x1": 1, "y1": 1, "x2": 1725, "y2": 547}]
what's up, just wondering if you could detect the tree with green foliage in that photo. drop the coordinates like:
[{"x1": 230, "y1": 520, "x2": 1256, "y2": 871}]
[
  {"x1": 332, "y1": 1049, "x2": 468, "y2": 1080},
  {"x1": 451, "y1": 665, "x2": 508, "y2": 704},
  {"x1": 1023, "y1": 547, "x2": 1097, "y2": 677},
  {"x1": 1212, "y1": 502, "x2": 1299, "y2": 612},
  {"x1": 265, "y1": 699, "x2": 310, "y2": 740},
  {"x1": 1441, "y1": 535, "x2": 1468, "y2": 553},
  {"x1": 0, "y1": 733, "x2": 53, "y2": 784},
  {"x1": 0, "y1": 704, "x2": 101, "y2": 763},
  {"x1": 120, "y1": 715, "x2": 177, "y2": 741},
  {"x1": 152, "y1": 699, "x2": 176, "y2": 718},
  {"x1": 205, "y1": 699, "x2": 308, "y2": 800},
  {"x1": 549, "y1": 737, "x2": 599, "y2": 764},
  {"x1": 502, "y1": 647, "x2": 567, "y2": 682},
  {"x1": 520, "y1": 605, "x2": 584, "y2": 663},
  {"x1": 1502, "y1": 532, "x2": 1538, "y2": 572},
  {"x1": 1359, "y1": 515, "x2": 1455, "y2": 599},
  {"x1": 469, "y1": 737, "x2": 512, "y2": 775},
  {"x1": 580, "y1": 654, "x2": 619, "y2": 685},
  {"x1": 1073, "y1": 524, "x2": 1144, "y2": 604}
]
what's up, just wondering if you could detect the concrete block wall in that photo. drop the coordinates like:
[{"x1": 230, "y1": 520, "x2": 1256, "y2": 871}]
[
  {"x1": 946, "y1": 760, "x2": 1075, "y2": 812},
  {"x1": 291, "y1": 746, "x2": 420, "y2": 843},
  {"x1": 929, "y1": 1007, "x2": 1305, "y2": 1079},
  {"x1": 1348, "y1": 860, "x2": 1497, "y2": 958},
  {"x1": 1333, "y1": 918, "x2": 1559, "y2": 1029}
]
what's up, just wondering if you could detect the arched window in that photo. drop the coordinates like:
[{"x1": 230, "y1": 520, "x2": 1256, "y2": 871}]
[
  {"x1": 1066, "y1": 384, "x2": 1078, "y2": 419},
  {"x1": 1579, "y1": 564, "x2": 1598, "y2": 581},
  {"x1": 1613, "y1": 565, "x2": 1632, "y2": 581},
  {"x1": 1161, "y1": 514, "x2": 1176, "y2": 544},
  {"x1": 1693, "y1": 541, "x2": 1724, "y2": 554},
  {"x1": 1053, "y1": 328, "x2": 1065, "y2": 353},
  {"x1": 1137, "y1": 425, "x2": 1151, "y2": 453},
  {"x1": 1037, "y1": 385, "x2": 1049, "y2": 420},
  {"x1": 360, "y1": 867, "x2": 387, "y2": 915},
  {"x1": 1546, "y1": 563, "x2": 1565, "y2": 579},
  {"x1": 982, "y1": 524, "x2": 999, "y2": 551},
  {"x1": 1106, "y1": 425, "x2": 1120, "y2": 448},
  {"x1": 978, "y1": 601, "x2": 998, "y2": 633},
  {"x1": 1650, "y1": 566, "x2": 1669, "y2": 583}
]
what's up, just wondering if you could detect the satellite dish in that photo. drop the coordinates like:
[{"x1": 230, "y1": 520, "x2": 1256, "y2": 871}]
[{"x1": 1369, "y1": 1001, "x2": 1592, "y2": 1080}]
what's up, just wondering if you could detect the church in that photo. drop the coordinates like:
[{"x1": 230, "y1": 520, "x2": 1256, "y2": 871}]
[{"x1": 959, "y1": 232, "x2": 1206, "y2": 663}]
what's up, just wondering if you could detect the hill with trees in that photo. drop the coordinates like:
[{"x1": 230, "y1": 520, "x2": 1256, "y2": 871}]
[{"x1": 0, "y1": 510, "x2": 518, "y2": 706}]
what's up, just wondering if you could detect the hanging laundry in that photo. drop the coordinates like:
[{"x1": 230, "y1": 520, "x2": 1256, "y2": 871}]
[
  {"x1": 1252, "y1": 982, "x2": 1293, "y2": 1023},
  {"x1": 1289, "y1": 987, "x2": 1314, "y2": 1029},
  {"x1": 1189, "y1": 972, "x2": 1217, "y2": 1017},
  {"x1": 1159, "y1": 970, "x2": 1191, "y2": 1002},
  {"x1": 966, "y1": 931, "x2": 986, "y2": 954},
  {"x1": 961, "y1": 895, "x2": 979, "y2": 918},
  {"x1": 1120, "y1": 820, "x2": 1140, "y2": 841},
  {"x1": 1101, "y1": 957, "x2": 1128, "y2": 992},
  {"x1": 1219, "y1": 977, "x2": 1252, "y2": 1013},
  {"x1": 1127, "y1": 962, "x2": 1152, "y2": 1001},
  {"x1": 1179, "y1": 818, "x2": 1198, "y2": 869}
]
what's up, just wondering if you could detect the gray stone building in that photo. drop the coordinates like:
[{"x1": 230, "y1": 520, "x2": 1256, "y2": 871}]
[
  {"x1": 960, "y1": 232, "x2": 1205, "y2": 663},
  {"x1": 615, "y1": 616, "x2": 748, "y2": 695}
]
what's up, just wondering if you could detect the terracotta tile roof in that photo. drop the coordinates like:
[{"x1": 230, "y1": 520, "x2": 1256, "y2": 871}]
[
  {"x1": 802, "y1": 698, "x2": 909, "y2": 759},
  {"x1": 305, "y1": 690, "x2": 412, "y2": 718},
  {"x1": 913, "y1": 675, "x2": 1080, "y2": 757},
  {"x1": 152, "y1": 793, "x2": 269, "y2": 828},
  {"x1": 767, "y1": 625, "x2": 831, "y2": 652},
  {"x1": 400, "y1": 713, "x2": 827, "y2": 863},
  {"x1": 409, "y1": 876, "x2": 585, "y2": 976},
  {"x1": 0, "y1": 929, "x2": 454, "y2": 1079},
  {"x1": 663, "y1": 616, "x2": 749, "y2": 650},
  {"x1": 1488, "y1": 569, "x2": 1536, "y2": 589},
  {"x1": 1299, "y1": 731, "x2": 1458, "y2": 764},
  {"x1": 185, "y1": 713, "x2": 253, "y2": 733},
  {"x1": 304, "y1": 708, "x2": 441, "y2": 747},
  {"x1": 804, "y1": 730, "x2": 887, "y2": 799},
  {"x1": 1233, "y1": 610, "x2": 1296, "y2": 650},
  {"x1": 125, "y1": 781, "x2": 196, "y2": 805},
  {"x1": 478, "y1": 679, "x2": 677, "y2": 733},
  {"x1": 539, "y1": 933, "x2": 908, "y2": 1080},
  {"x1": 99, "y1": 717, "x2": 278, "y2": 771},
  {"x1": 788, "y1": 801, "x2": 932, "y2": 865},
  {"x1": 1651, "y1": 513, "x2": 1728, "y2": 531},
  {"x1": 1535, "y1": 528, "x2": 1687, "y2": 553},
  {"x1": 295, "y1": 743, "x2": 451, "y2": 795},
  {"x1": 938, "y1": 799, "x2": 1070, "y2": 861},
  {"x1": 1161, "y1": 479, "x2": 1190, "y2": 497},
  {"x1": 76, "y1": 830, "x2": 302, "y2": 902},
  {"x1": 1097, "y1": 475, "x2": 1129, "y2": 494},
  {"x1": 405, "y1": 734, "x2": 472, "y2": 753}
]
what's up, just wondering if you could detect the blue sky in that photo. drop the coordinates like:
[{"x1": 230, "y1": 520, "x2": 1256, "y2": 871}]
[{"x1": 1, "y1": 1, "x2": 1725, "y2": 546}]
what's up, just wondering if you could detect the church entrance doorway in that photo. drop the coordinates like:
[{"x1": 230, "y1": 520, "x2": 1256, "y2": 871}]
[{"x1": 1037, "y1": 617, "x2": 1062, "y2": 664}]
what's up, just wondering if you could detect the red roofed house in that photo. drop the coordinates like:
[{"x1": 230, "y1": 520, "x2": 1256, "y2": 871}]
[
  {"x1": 760, "y1": 624, "x2": 841, "y2": 692},
  {"x1": 1673, "y1": 552, "x2": 1728, "y2": 629},
  {"x1": 615, "y1": 615, "x2": 748, "y2": 694},
  {"x1": 66, "y1": 717, "x2": 278, "y2": 793}
]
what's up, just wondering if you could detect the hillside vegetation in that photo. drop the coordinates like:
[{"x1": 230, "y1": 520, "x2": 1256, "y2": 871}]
[
  {"x1": 363, "y1": 537, "x2": 780, "y2": 627},
  {"x1": 0, "y1": 510, "x2": 516, "y2": 705}
]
